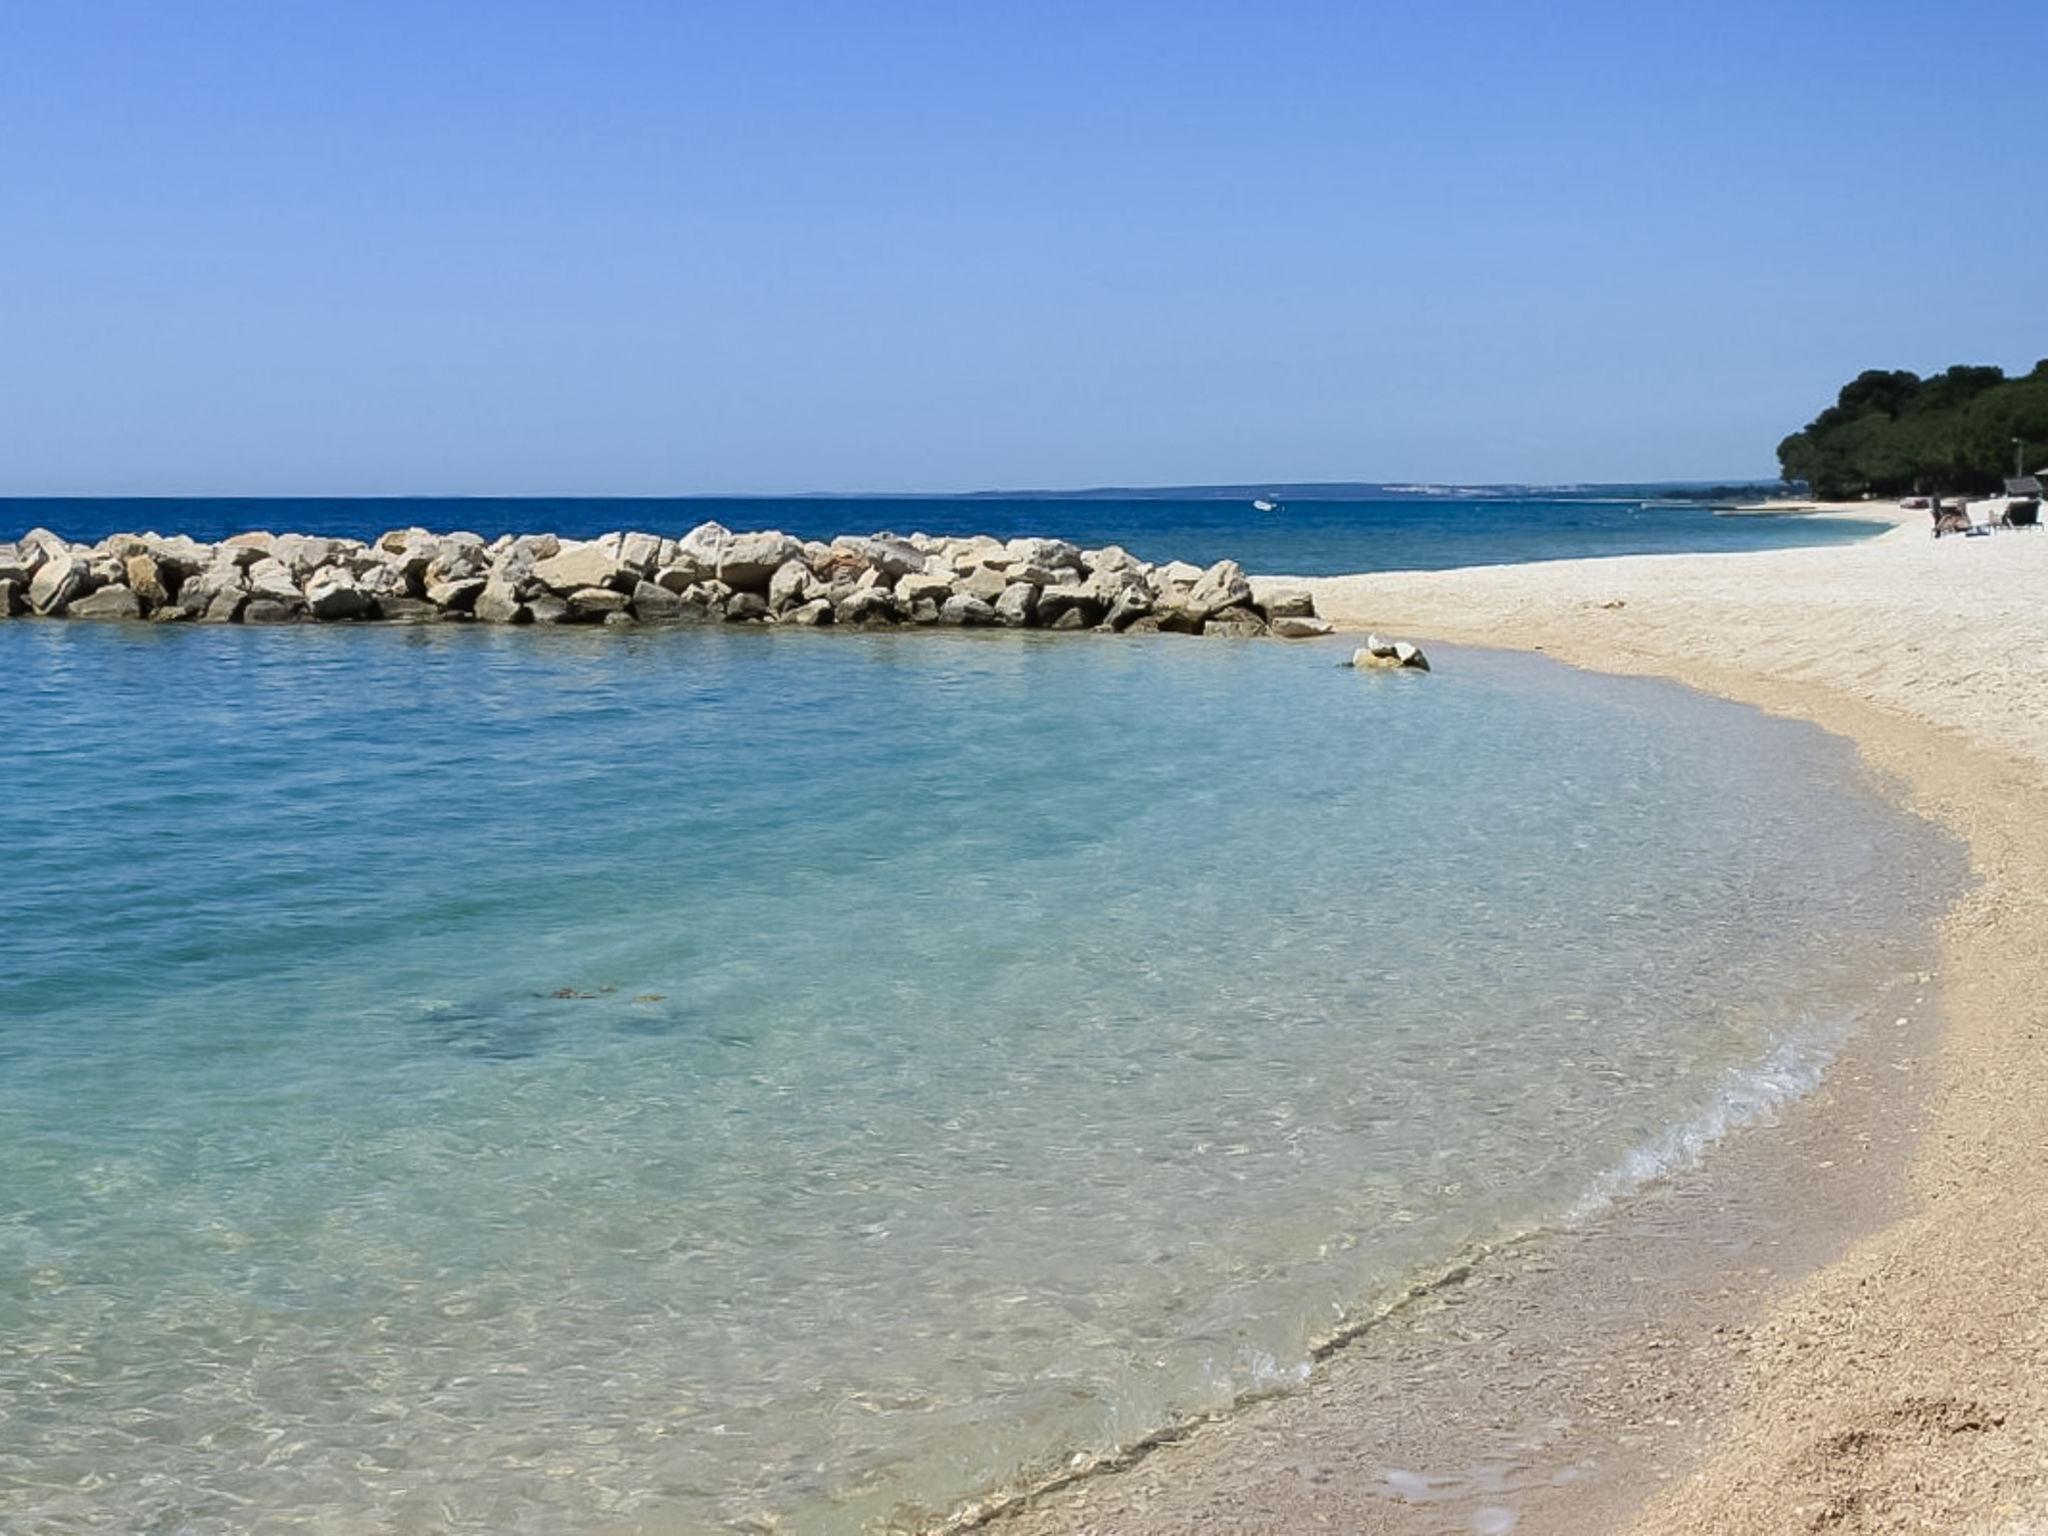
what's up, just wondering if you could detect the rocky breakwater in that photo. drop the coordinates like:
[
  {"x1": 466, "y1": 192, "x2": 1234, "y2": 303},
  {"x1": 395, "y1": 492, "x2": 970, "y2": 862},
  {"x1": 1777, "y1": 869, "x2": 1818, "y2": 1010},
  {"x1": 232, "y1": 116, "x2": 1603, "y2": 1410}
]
[{"x1": 0, "y1": 524, "x2": 1332, "y2": 636}]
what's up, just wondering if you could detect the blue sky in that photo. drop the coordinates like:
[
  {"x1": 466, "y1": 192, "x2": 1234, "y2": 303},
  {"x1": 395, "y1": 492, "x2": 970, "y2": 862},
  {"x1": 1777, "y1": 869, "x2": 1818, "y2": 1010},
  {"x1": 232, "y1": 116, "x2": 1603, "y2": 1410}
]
[{"x1": 2, "y1": 1, "x2": 2040, "y2": 494}]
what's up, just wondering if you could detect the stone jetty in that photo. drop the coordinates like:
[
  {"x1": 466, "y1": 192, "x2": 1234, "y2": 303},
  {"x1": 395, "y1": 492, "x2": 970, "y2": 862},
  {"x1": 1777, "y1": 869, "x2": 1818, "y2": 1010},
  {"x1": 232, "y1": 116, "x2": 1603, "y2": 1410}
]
[{"x1": 0, "y1": 524, "x2": 1325, "y2": 635}]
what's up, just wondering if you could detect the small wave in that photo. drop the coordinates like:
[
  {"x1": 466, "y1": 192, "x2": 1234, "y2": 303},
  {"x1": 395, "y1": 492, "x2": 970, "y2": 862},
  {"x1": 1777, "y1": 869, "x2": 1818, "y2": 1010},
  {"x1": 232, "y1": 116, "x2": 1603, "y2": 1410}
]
[{"x1": 1565, "y1": 1004, "x2": 1861, "y2": 1222}]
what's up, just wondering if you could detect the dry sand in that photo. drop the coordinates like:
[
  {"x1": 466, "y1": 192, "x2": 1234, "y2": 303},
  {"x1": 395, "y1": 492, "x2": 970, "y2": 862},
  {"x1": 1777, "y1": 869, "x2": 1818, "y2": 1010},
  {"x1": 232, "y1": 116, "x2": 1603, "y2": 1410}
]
[{"x1": 956, "y1": 516, "x2": 2048, "y2": 1535}]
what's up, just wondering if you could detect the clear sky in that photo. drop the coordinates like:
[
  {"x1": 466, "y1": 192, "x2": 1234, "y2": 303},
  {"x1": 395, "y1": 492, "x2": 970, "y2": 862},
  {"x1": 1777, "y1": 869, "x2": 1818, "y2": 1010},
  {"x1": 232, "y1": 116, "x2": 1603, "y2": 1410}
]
[{"x1": 2, "y1": 1, "x2": 2041, "y2": 495}]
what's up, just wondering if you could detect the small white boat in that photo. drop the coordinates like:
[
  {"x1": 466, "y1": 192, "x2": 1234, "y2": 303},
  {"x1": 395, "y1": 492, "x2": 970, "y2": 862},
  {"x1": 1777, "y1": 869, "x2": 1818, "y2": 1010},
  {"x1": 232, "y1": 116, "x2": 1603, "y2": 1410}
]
[{"x1": 1251, "y1": 498, "x2": 1279, "y2": 513}]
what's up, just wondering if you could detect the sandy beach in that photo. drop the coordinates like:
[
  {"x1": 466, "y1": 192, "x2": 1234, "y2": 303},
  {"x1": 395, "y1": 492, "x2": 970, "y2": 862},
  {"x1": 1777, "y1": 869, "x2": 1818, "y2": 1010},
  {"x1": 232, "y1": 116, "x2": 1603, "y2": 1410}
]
[{"x1": 961, "y1": 514, "x2": 2048, "y2": 1534}]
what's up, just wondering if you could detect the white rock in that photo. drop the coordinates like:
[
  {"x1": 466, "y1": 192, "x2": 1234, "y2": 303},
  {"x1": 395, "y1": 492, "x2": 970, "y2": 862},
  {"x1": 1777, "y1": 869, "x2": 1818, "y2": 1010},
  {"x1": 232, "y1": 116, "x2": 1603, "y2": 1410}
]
[
  {"x1": 305, "y1": 567, "x2": 373, "y2": 619},
  {"x1": 938, "y1": 593, "x2": 998, "y2": 626},
  {"x1": 1003, "y1": 536, "x2": 1085, "y2": 573},
  {"x1": 66, "y1": 584, "x2": 142, "y2": 619},
  {"x1": 717, "y1": 531, "x2": 804, "y2": 591},
  {"x1": 532, "y1": 542, "x2": 625, "y2": 595},
  {"x1": 29, "y1": 555, "x2": 91, "y2": 614},
  {"x1": 245, "y1": 559, "x2": 302, "y2": 604},
  {"x1": 993, "y1": 582, "x2": 1037, "y2": 626},
  {"x1": 1270, "y1": 615, "x2": 1333, "y2": 638},
  {"x1": 1186, "y1": 559, "x2": 1252, "y2": 619},
  {"x1": 768, "y1": 559, "x2": 816, "y2": 610}
]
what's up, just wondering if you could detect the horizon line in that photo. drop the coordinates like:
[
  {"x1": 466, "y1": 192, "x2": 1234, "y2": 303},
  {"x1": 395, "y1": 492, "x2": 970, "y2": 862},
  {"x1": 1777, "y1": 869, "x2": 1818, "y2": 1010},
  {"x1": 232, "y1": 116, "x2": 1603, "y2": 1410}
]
[{"x1": 0, "y1": 476, "x2": 1789, "y2": 502}]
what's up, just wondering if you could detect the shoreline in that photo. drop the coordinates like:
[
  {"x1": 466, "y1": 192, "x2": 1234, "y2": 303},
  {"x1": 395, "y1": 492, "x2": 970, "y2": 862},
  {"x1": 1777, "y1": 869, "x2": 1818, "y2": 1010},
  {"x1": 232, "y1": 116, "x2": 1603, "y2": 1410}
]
[
  {"x1": 957, "y1": 526, "x2": 2048, "y2": 1533},
  {"x1": 1305, "y1": 537, "x2": 2048, "y2": 1531}
]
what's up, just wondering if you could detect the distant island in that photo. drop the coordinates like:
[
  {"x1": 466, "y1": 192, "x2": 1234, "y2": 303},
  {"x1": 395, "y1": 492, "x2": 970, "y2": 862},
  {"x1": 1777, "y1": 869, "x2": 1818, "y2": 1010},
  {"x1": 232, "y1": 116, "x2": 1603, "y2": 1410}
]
[
  {"x1": 940, "y1": 480, "x2": 1786, "y2": 502},
  {"x1": 1778, "y1": 361, "x2": 2048, "y2": 500}
]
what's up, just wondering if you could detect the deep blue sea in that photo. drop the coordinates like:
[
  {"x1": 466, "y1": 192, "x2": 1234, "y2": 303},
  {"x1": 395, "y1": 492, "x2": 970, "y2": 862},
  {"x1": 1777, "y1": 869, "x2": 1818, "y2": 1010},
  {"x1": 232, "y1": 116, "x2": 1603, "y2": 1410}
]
[
  {"x1": 1, "y1": 493, "x2": 1885, "y2": 575},
  {"x1": 0, "y1": 499, "x2": 1952, "y2": 1535}
]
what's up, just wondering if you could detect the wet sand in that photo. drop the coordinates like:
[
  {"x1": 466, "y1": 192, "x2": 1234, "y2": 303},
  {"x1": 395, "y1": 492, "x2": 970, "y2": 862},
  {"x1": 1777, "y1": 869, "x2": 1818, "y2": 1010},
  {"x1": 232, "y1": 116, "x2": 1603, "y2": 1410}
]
[{"x1": 945, "y1": 517, "x2": 2048, "y2": 1534}]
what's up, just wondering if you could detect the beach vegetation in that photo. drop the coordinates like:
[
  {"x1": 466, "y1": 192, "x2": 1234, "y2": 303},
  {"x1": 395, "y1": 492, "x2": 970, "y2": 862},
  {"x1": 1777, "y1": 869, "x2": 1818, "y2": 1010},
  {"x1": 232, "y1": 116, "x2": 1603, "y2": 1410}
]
[{"x1": 1778, "y1": 360, "x2": 2048, "y2": 498}]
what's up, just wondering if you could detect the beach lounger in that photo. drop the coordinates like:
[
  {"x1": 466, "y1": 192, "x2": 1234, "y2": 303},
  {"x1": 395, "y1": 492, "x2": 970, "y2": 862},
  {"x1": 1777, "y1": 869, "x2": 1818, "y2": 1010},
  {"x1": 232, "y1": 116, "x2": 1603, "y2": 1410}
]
[
  {"x1": 1933, "y1": 501, "x2": 1973, "y2": 537},
  {"x1": 2000, "y1": 497, "x2": 2040, "y2": 529}
]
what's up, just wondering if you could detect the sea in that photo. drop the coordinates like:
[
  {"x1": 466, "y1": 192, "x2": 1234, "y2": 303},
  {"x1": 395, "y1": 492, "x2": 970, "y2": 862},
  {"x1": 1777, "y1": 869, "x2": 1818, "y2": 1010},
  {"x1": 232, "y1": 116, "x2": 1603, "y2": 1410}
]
[
  {"x1": 0, "y1": 491, "x2": 1885, "y2": 575},
  {"x1": 0, "y1": 496, "x2": 1955, "y2": 1534}
]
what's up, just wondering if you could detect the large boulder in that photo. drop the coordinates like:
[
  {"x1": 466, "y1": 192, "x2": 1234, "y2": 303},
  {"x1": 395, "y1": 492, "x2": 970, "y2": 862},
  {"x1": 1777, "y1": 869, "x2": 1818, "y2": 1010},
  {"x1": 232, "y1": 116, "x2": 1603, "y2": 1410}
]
[
  {"x1": 1003, "y1": 536, "x2": 1085, "y2": 574},
  {"x1": 271, "y1": 534, "x2": 347, "y2": 575},
  {"x1": 425, "y1": 577, "x2": 486, "y2": 612},
  {"x1": 666, "y1": 521, "x2": 733, "y2": 585},
  {"x1": 616, "y1": 531, "x2": 662, "y2": 574},
  {"x1": 174, "y1": 562, "x2": 246, "y2": 619},
  {"x1": 66, "y1": 584, "x2": 143, "y2": 620},
  {"x1": 375, "y1": 525, "x2": 433, "y2": 554},
  {"x1": 895, "y1": 569, "x2": 956, "y2": 606},
  {"x1": 305, "y1": 567, "x2": 374, "y2": 620},
  {"x1": 993, "y1": 582, "x2": 1038, "y2": 627},
  {"x1": 203, "y1": 588, "x2": 249, "y2": 623},
  {"x1": 148, "y1": 536, "x2": 213, "y2": 578},
  {"x1": 830, "y1": 534, "x2": 925, "y2": 579},
  {"x1": 28, "y1": 555, "x2": 91, "y2": 614},
  {"x1": 245, "y1": 558, "x2": 303, "y2": 605},
  {"x1": 567, "y1": 586, "x2": 631, "y2": 620},
  {"x1": 1186, "y1": 560, "x2": 1253, "y2": 619},
  {"x1": 836, "y1": 587, "x2": 903, "y2": 625},
  {"x1": 241, "y1": 598, "x2": 302, "y2": 624},
  {"x1": 717, "y1": 531, "x2": 804, "y2": 592},
  {"x1": 124, "y1": 553, "x2": 175, "y2": 608},
  {"x1": 945, "y1": 534, "x2": 1006, "y2": 571},
  {"x1": 1035, "y1": 583, "x2": 1104, "y2": 628},
  {"x1": 531, "y1": 542, "x2": 625, "y2": 595},
  {"x1": 630, "y1": 579, "x2": 688, "y2": 620},
  {"x1": 938, "y1": 593, "x2": 998, "y2": 627},
  {"x1": 1261, "y1": 588, "x2": 1316, "y2": 620},
  {"x1": 424, "y1": 532, "x2": 490, "y2": 585},
  {"x1": 0, "y1": 579, "x2": 19, "y2": 617},
  {"x1": 355, "y1": 563, "x2": 411, "y2": 603},
  {"x1": 473, "y1": 580, "x2": 527, "y2": 624},
  {"x1": 957, "y1": 565, "x2": 1010, "y2": 603},
  {"x1": 20, "y1": 528, "x2": 70, "y2": 568},
  {"x1": 784, "y1": 597, "x2": 835, "y2": 626},
  {"x1": 1103, "y1": 588, "x2": 1153, "y2": 632},
  {"x1": 1203, "y1": 606, "x2": 1267, "y2": 637},
  {"x1": 767, "y1": 559, "x2": 816, "y2": 611}
]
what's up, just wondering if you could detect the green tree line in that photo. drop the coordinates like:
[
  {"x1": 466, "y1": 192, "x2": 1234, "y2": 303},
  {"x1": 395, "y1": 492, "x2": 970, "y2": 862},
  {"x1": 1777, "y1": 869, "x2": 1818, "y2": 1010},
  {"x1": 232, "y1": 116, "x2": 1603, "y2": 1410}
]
[{"x1": 1778, "y1": 360, "x2": 2048, "y2": 499}]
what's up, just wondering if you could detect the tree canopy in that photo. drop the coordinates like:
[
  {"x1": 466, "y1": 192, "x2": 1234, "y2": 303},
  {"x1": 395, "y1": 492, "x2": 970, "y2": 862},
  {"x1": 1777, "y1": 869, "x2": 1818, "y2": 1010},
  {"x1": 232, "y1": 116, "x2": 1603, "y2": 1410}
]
[{"x1": 1777, "y1": 361, "x2": 2048, "y2": 499}]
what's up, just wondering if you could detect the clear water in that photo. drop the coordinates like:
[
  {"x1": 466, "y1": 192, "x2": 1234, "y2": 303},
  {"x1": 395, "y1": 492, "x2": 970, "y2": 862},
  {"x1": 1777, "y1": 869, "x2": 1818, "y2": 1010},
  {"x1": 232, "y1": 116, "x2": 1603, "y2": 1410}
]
[
  {"x1": 0, "y1": 621, "x2": 1958, "y2": 1535},
  {"x1": 0, "y1": 493, "x2": 1885, "y2": 576}
]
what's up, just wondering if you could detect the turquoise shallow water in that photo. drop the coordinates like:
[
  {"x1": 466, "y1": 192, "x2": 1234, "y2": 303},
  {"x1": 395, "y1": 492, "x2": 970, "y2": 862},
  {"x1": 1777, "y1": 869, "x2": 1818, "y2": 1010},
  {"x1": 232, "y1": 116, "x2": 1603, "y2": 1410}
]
[{"x1": 0, "y1": 621, "x2": 1959, "y2": 1534}]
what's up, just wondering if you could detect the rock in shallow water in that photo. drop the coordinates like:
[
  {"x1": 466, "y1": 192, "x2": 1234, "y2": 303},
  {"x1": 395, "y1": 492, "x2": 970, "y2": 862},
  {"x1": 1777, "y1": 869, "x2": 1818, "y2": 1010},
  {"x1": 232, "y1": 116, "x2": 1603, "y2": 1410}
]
[
  {"x1": 28, "y1": 555, "x2": 90, "y2": 615},
  {"x1": 13, "y1": 525, "x2": 1339, "y2": 652},
  {"x1": 66, "y1": 584, "x2": 143, "y2": 620},
  {"x1": 1271, "y1": 616, "x2": 1333, "y2": 639},
  {"x1": 1352, "y1": 635, "x2": 1431, "y2": 671}
]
